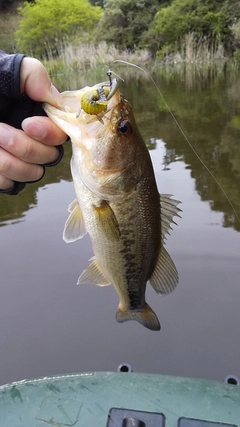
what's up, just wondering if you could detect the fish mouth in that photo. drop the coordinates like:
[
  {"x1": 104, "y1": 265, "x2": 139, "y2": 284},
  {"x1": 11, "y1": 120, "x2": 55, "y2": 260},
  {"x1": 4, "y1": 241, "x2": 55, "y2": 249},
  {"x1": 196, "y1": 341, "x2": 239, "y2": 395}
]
[
  {"x1": 58, "y1": 79, "x2": 120, "y2": 124},
  {"x1": 44, "y1": 78, "x2": 126, "y2": 136}
]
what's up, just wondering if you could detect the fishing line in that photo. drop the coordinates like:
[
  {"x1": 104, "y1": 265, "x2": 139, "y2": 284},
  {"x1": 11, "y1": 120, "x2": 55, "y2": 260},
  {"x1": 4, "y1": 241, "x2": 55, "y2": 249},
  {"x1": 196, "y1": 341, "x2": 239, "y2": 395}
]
[
  {"x1": 111, "y1": 59, "x2": 240, "y2": 225},
  {"x1": 107, "y1": 69, "x2": 125, "y2": 82}
]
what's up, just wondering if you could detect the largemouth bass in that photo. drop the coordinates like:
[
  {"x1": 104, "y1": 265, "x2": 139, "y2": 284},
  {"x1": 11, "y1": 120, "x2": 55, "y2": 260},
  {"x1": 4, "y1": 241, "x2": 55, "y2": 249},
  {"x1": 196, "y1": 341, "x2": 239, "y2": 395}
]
[{"x1": 44, "y1": 77, "x2": 181, "y2": 331}]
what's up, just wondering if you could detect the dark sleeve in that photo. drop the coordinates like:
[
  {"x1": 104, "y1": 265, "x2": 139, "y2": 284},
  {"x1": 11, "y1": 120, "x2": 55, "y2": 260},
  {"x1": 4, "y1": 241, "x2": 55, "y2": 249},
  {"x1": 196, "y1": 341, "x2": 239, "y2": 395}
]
[
  {"x1": 0, "y1": 50, "x2": 24, "y2": 99},
  {"x1": 0, "y1": 50, "x2": 64, "y2": 195},
  {"x1": 0, "y1": 49, "x2": 46, "y2": 128}
]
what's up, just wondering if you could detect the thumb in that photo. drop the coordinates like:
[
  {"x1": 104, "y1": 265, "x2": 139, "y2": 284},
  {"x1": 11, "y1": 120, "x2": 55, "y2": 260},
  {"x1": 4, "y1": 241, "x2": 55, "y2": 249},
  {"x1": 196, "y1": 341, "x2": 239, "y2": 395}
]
[{"x1": 20, "y1": 57, "x2": 63, "y2": 107}]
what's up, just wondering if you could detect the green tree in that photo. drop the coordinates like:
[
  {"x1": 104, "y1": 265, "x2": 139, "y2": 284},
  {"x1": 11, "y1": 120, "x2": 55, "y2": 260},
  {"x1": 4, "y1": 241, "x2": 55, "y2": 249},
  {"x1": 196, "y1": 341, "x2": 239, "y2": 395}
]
[
  {"x1": 97, "y1": 0, "x2": 167, "y2": 50},
  {"x1": 149, "y1": 0, "x2": 240, "y2": 57},
  {"x1": 15, "y1": 0, "x2": 102, "y2": 57}
]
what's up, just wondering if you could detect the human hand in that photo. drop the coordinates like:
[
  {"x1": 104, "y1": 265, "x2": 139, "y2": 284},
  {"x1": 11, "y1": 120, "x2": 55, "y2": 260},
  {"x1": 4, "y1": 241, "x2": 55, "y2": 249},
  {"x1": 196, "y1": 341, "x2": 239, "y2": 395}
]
[{"x1": 0, "y1": 57, "x2": 67, "y2": 193}]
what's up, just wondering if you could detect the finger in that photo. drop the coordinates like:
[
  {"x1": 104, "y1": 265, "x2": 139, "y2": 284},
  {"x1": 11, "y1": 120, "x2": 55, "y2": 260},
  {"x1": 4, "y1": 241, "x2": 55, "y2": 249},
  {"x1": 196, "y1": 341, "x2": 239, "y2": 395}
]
[
  {"x1": 22, "y1": 116, "x2": 67, "y2": 146},
  {"x1": 0, "y1": 175, "x2": 14, "y2": 191},
  {"x1": 20, "y1": 57, "x2": 63, "y2": 107},
  {"x1": 0, "y1": 147, "x2": 44, "y2": 183},
  {"x1": 0, "y1": 123, "x2": 60, "y2": 166}
]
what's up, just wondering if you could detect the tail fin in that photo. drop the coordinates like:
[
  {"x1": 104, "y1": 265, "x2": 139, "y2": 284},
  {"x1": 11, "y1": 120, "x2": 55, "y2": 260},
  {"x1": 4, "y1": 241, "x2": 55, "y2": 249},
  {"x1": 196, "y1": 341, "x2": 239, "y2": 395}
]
[{"x1": 116, "y1": 304, "x2": 161, "y2": 331}]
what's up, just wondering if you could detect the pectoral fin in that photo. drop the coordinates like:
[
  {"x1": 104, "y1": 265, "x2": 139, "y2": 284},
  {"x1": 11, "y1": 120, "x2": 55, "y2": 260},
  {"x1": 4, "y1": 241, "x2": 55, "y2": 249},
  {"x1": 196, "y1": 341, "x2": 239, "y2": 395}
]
[
  {"x1": 149, "y1": 246, "x2": 178, "y2": 295},
  {"x1": 77, "y1": 257, "x2": 111, "y2": 287},
  {"x1": 67, "y1": 199, "x2": 79, "y2": 213},
  {"x1": 93, "y1": 200, "x2": 120, "y2": 241},
  {"x1": 63, "y1": 199, "x2": 87, "y2": 243}
]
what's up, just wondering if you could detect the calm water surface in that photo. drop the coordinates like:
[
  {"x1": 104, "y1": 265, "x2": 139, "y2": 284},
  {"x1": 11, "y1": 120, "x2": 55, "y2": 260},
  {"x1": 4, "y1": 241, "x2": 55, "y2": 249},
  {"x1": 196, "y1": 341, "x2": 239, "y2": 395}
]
[{"x1": 0, "y1": 66, "x2": 239, "y2": 385}]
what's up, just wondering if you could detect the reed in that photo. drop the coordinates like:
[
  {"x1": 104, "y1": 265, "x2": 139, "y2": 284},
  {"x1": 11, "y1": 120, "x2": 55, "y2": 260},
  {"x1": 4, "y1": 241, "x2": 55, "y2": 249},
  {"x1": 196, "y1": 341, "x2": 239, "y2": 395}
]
[
  {"x1": 184, "y1": 33, "x2": 225, "y2": 62},
  {"x1": 160, "y1": 33, "x2": 227, "y2": 65},
  {"x1": 44, "y1": 41, "x2": 151, "y2": 75}
]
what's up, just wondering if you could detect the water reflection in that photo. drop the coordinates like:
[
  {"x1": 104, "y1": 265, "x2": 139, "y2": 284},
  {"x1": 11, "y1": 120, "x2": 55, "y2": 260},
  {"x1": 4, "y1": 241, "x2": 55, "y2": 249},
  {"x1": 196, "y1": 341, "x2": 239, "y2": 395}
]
[
  {"x1": 0, "y1": 65, "x2": 240, "y2": 385},
  {"x1": 0, "y1": 143, "x2": 72, "y2": 227},
  {"x1": 117, "y1": 66, "x2": 240, "y2": 232},
  {"x1": 0, "y1": 65, "x2": 239, "y2": 231}
]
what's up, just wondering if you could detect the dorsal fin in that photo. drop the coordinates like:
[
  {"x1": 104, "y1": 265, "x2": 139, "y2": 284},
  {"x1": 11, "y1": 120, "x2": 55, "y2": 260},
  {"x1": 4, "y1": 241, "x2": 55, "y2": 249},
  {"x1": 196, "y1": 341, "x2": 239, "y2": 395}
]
[{"x1": 160, "y1": 194, "x2": 181, "y2": 243}]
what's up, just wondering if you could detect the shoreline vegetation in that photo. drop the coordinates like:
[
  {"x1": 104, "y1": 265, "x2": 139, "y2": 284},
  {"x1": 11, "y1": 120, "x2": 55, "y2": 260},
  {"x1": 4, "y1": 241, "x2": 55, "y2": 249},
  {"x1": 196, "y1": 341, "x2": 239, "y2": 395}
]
[
  {"x1": 43, "y1": 36, "x2": 239, "y2": 74},
  {"x1": 0, "y1": 0, "x2": 240, "y2": 75},
  {"x1": 42, "y1": 37, "x2": 240, "y2": 88}
]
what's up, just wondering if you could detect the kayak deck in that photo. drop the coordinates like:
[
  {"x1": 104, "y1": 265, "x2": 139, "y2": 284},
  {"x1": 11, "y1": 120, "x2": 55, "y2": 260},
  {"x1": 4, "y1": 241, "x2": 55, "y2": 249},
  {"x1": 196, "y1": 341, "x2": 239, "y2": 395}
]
[{"x1": 0, "y1": 372, "x2": 239, "y2": 426}]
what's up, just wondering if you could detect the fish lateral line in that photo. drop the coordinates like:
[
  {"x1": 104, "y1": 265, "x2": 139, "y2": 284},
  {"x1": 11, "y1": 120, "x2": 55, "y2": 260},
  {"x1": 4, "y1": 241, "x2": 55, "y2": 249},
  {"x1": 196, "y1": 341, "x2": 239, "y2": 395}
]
[{"x1": 111, "y1": 59, "x2": 240, "y2": 226}]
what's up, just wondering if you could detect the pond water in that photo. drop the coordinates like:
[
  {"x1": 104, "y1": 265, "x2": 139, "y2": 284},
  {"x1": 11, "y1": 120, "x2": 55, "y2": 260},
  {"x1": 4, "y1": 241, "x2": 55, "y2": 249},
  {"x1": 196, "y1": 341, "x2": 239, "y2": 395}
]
[{"x1": 0, "y1": 65, "x2": 240, "y2": 386}]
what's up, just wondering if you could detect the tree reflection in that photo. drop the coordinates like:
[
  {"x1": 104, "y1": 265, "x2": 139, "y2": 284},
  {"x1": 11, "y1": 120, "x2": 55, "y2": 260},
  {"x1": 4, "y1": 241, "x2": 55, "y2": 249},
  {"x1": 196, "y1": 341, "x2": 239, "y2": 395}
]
[
  {"x1": 1, "y1": 66, "x2": 239, "y2": 231},
  {"x1": 0, "y1": 143, "x2": 72, "y2": 227},
  {"x1": 125, "y1": 65, "x2": 240, "y2": 231}
]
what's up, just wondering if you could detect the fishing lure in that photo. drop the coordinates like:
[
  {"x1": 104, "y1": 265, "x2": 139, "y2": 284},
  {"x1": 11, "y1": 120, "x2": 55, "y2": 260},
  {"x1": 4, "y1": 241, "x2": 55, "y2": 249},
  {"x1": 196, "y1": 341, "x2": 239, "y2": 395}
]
[
  {"x1": 77, "y1": 72, "x2": 118, "y2": 119},
  {"x1": 81, "y1": 87, "x2": 109, "y2": 115}
]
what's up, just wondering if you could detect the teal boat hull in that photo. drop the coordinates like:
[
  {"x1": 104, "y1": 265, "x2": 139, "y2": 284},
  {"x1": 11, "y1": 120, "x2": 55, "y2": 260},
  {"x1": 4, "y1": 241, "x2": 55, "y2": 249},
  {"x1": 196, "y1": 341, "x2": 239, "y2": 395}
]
[{"x1": 0, "y1": 372, "x2": 239, "y2": 426}]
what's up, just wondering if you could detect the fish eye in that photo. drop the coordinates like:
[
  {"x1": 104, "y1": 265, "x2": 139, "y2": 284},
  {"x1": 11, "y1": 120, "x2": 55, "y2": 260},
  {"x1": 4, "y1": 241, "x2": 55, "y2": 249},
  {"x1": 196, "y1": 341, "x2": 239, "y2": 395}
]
[{"x1": 118, "y1": 120, "x2": 132, "y2": 137}]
